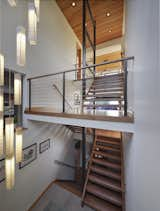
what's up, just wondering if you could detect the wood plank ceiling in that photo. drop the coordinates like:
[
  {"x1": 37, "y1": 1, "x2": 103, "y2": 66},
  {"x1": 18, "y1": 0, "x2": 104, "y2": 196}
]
[{"x1": 56, "y1": 0, "x2": 124, "y2": 46}]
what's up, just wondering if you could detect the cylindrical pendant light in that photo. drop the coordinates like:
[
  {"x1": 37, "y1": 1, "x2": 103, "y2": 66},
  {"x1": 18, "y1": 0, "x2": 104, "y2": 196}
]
[
  {"x1": 16, "y1": 26, "x2": 26, "y2": 66},
  {"x1": 0, "y1": 88, "x2": 4, "y2": 156},
  {"x1": 5, "y1": 156, "x2": 15, "y2": 190},
  {"x1": 5, "y1": 117, "x2": 14, "y2": 158},
  {"x1": 0, "y1": 88, "x2": 3, "y2": 112},
  {"x1": 28, "y1": 2, "x2": 37, "y2": 45},
  {"x1": 15, "y1": 127, "x2": 23, "y2": 163},
  {"x1": 14, "y1": 73, "x2": 22, "y2": 105},
  {"x1": 8, "y1": 0, "x2": 17, "y2": 7},
  {"x1": 0, "y1": 117, "x2": 4, "y2": 156},
  {"x1": 0, "y1": 54, "x2": 4, "y2": 86},
  {"x1": 34, "y1": 0, "x2": 40, "y2": 22}
]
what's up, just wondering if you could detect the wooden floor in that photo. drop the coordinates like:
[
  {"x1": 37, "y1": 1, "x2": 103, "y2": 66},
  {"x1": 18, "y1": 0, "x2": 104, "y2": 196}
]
[
  {"x1": 55, "y1": 180, "x2": 82, "y2": 198},
  {"x1": 25, "y1": 107, "x2": 134, "y2": 123}
]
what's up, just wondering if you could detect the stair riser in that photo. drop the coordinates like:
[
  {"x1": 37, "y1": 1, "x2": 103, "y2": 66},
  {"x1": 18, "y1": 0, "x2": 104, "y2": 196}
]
[
  {"x1": 90, "y1": 166, "x2": 121, "y2": 181},
  {"x1": 86, "y1": 186, "x2": 122, "y2": 207},
  {"x1": 92, "y1": 160, "x2": 121, "y2": 172},
  {"x1": 88, "y1": 177, "x2": 121, "y2": 193}
]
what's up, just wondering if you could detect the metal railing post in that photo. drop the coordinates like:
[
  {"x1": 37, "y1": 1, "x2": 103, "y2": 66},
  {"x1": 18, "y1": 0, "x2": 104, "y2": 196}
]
[
  {"x1": 28, "y1": 79, "x2": 31, "y2": 111},
  {"x1": 82, "y1": 0, "x2": 86, "y2": 112},
  {"x1": 82, "y1": 127, "x2": 86, "y2": 187},
  {"x1": 93, "y1": 21, "x2": 96, "y2": 111},
  {"x1": 124, "y1": 60, "x2": 128, "y2": 116},
  {"x1": 63, "y1": 72, "x2": 65, "y2": 113}
]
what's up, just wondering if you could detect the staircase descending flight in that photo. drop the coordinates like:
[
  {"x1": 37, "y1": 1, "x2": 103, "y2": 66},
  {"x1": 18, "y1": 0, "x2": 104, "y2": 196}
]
[
  {"x1": 83, "y1": 72, "x2": 124, "y2": 111},
  {"x1": 82, "y1": 134, "x2": 125, "y2": 211}
]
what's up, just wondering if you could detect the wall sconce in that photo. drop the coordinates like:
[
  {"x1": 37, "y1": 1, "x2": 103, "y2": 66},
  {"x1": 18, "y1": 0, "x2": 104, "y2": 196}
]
[
  {"x1": 14, "y1": 73, "x2": 22, "y2": 105},
  {"x1": 15, "y1": 127, "x2": 23, "y2": 163},
  {"x1": 8, "y1": 0, "x2": 17, "y2": 7},
  {"x1": 5, "y1": 156, "x2": 15, "y2": 190},
  {"x1": 5, "y1": 117, "x2": 14, "y2": 158},
  {"x1": 34, "y1": 0, "x2": 40, "y2": 22},
  {"x1": 0, "y1": 54, "x2": 4, "y2": 86},
  {"x1": 28, "y1": 2, "x2": 37, "y2": 45},
  {"x1": 16, "y1": 26, "x2": 26, "y2": 66}
]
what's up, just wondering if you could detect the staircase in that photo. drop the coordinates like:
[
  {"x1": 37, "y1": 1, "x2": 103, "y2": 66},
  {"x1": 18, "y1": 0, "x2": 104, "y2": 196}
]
[
  {"x1": 82, "y1": 134, "x2": 125, "y2": 211},
  {"x1": 67, "y1": 125, "x2": 92, "y2": 135},
  {"x1": 83, "y1": 72, "x2": 124, "y2": 111}
]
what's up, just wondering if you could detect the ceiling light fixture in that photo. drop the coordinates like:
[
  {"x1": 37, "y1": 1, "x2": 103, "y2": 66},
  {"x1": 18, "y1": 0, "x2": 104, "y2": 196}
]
[
  {"x1": 71, "y1": 2, "x2": 76, "y2": 7},
  {"x1": 108, "y1": 29, "x2": 112, "y2": 33},
  {"x1": 106, "y1": 12, "x2": 111, "y2": 17}
]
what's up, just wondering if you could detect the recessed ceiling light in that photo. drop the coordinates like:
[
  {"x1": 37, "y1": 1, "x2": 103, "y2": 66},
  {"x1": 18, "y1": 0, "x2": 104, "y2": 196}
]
[
  {"x1": 71, "y1": 2, "x2": 76, "y2": 7},
  {"x1": 106, "y1": 12, "x2": 111, "y2": 17},
  {"x1": 108, "y1": 29, "x2": 112, "y2": 33}
]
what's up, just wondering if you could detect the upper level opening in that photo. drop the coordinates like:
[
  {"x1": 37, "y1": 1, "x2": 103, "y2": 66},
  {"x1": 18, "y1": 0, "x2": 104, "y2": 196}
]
[{"x1": 25, "y1": 0, "x2": 134, "y2": 125}]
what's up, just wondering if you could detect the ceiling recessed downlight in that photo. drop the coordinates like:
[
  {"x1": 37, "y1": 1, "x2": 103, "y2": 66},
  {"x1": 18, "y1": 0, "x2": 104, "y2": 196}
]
[
  {"x1": 106, "y1": 12, "x2": 111, "y2": 17},
  {"x1": 72, "y1": 2, "x2": 76, "y2": 7},
  {"x1": 108, "y1": 29, "x2": 112, "y2": 33}
]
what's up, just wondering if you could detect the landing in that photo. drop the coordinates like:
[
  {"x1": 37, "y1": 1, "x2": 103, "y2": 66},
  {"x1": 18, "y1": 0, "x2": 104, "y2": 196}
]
[
  {"x1": 24, "y1": 107, "x2": 134, "y2": 133},
  {"x1": 29, "y1": 182, "x2": 93, "y2": 211},
  {"x1": 25, "y1": 107, "x2": 134, "y2": 123}
]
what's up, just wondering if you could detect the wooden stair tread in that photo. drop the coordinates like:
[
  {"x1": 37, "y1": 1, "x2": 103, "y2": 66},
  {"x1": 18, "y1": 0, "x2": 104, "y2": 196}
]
[
  {"x1": 90, "y1": 165, "x2": 121, "y2": 181},
  {"x1": 86, "y1": 183, "x2": 122, "y2": 206},
  {"x1": 95, "y1": 72, "x2": 124, "y2": 78},
  {"x1": 93, "y1": 150, "x2": 121, "y2": 162},
  {"x1": 88, "y1": 174, "x2": 122, "y2": 192},
  {"x1": 89, "y1": 88, "x2": 124, "y2": 93},
  {"x1": 85, "y1": 193, "x2": 122, "y2": 211},
  {"x1": 86, "y1": 94, "x2": 123, "y2": 98},
  {"x1": 92, "y1": 84, "x2": 124, "y2": 88},
  {"x1": 94, "y1": 80, "x2": 124, "y2": 86},
  {"x1": 84, "y1": 97, "x2": 123, "y2": 102},
  {"x1": 95, "y1": 144, "x2": 121, "y2": 153},
  {"x1": 83, "y1": 104, "x2": 120, "y2": 108},
  {"x1": 96, "y1": 139, "x2": 120, "y2": 147},
  {"x1": 92, "y1": 158, "x2": 121, "y2": 170},
  {"x1": 96, "y1": 136, "x2": 121, "y2": 143}
]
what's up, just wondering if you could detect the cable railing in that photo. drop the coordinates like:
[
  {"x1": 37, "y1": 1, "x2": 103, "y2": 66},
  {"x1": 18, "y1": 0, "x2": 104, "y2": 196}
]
[{"x1": 27, "y1": 56, "x2": 134, "y2": 116}]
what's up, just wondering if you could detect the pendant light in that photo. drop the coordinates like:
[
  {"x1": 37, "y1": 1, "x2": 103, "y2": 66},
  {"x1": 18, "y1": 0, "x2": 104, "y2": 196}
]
[
  {"x1": 0, "y1": 54, "x2": 4, "y2": 86},
  {"x1": 15, "y1": 127, "x2": 23, "y2": 163},
  {"x1": 14, "y1": 73, "x2": 22, "y2": 105},
  {"x1": 5, "y1": 71, "x2": 15, "y2": 190},
  {"x1": 0, "y1": 87, "x2": 3, "y2": 112},
  {"x1": 8, "y1": 0, "x2": 17, "y2": 7},
  {"x1": 5, "y1": 156, "x2": 15, "y2": 190},
  {"x1": 0, "y1": 88, "x2": 4, "y2": 156},
  {"x1": 0, "y1": 117, "x2": 3, "y2": 156},
  {"x1": 5, "y1": 117, "x2": 14, "y2": 158},
  {"x1": 16, "y1": 26, "x2": 26, "y2": 66},
  {"x1": 28, "y1": 2, "x2": 37, "y2": 45},
  {"x1": 34, "y1": 0, "x2": 40, "y2": 22}
]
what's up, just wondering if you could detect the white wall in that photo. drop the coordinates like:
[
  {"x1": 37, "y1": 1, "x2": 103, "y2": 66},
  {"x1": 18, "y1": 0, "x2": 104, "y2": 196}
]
[
  {"x1": 125, "y1": 1, "x2": 160, "y2": 211},
  {"x1": 0, "y1": 0, "x2": 78, "y2": 76},
  {"x1": 0, "y1": 122, "x2": 75, "y2": 211},
  {"x1": 0, "y1": 0, "x2": 79, "y2": 211}
]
